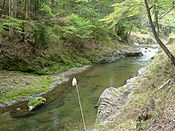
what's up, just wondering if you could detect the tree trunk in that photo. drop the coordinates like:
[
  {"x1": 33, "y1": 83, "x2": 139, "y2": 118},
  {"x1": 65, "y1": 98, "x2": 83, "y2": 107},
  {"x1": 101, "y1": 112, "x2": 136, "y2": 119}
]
[
  {"x1": 9, "y1": 0, "x2": 14, "y2": 39},
  {"x1": 154, "y1": 0, "x2": 159, "y2": 36},
  {"x1": 1, "y1": 0, "x2": 6, "y2": 15},
  {"x1": 144, "y1": 0, "x2": 175, "y2": 65}
]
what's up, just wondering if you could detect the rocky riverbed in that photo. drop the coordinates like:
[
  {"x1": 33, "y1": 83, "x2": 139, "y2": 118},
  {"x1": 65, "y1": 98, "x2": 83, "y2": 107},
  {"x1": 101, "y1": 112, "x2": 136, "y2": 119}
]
[{"x1": 96, "y1": 66, "x2": 151, "y2": 125}]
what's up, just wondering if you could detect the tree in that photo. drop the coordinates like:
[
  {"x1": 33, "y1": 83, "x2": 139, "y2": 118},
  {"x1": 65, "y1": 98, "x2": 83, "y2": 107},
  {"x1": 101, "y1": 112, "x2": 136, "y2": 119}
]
[
  {"x1": 144, "y1": 0, "x2": 175, "y2": 65},
  {"x1": 101, "y1": 0, "x2": 144, "y2": 41},
  {"x1": 151, "y1": 0, "x2": 175, "y2": 36}
]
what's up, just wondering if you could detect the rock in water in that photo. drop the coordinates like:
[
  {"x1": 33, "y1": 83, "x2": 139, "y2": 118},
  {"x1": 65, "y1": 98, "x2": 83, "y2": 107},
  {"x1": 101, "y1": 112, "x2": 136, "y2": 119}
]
[
  {"x1": 29, "y1": 106, "x2": 34, "y2": 111},
  {"x1": 96, "y1": 87, "x2": 125, "y2": 125},
  {"x1": 10, "y1": 107, "x2": 32, "y2": 118}
]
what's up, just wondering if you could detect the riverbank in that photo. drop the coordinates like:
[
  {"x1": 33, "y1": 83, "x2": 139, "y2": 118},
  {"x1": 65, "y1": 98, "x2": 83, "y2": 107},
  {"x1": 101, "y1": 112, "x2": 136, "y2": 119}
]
[
  {"x1": 0, "y1": 37, "x2": 158, "y2": 131},
  {"x1": 0, "y1": 65, "x2": 94, "y2": 108},
  {"x1": 0, "y1": 43, "x2": 142, "y2": 108},
  {"x1": 97, "y1": 44, "x2": 175, "y2": 130},
  {"x1": 0, "y1": 71, "x2": 66, "y2": 107}
]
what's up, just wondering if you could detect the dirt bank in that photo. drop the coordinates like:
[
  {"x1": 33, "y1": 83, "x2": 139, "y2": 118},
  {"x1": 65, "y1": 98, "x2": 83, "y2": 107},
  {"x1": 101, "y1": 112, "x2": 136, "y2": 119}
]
[{"x1": 98, "y1": 44, "x2": 175, "y2": 131}]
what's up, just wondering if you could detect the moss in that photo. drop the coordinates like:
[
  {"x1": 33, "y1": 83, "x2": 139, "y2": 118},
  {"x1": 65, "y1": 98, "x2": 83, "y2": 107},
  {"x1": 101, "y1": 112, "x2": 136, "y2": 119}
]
[
  {"x1": 28, "y1": 97, "x2": 46, "y2": 109},
  {"x1": 31, "y1": 48, "x2": 95, "y2": 75},
  {"x1": 0, "y1": 30, "x2": 118, "y2": 75},
  {"x1": 0, "y1": 71, "x2": 63, "y2": 104},
  {"x1": 1, "y1": 55, "x2": 34, "y2": 72},
  {"x1": 1, "y1": 52, "x2": 91, "y2": 75},
  {"x1": 34, "y1": 63, "x2": 72, "y2": 75}
]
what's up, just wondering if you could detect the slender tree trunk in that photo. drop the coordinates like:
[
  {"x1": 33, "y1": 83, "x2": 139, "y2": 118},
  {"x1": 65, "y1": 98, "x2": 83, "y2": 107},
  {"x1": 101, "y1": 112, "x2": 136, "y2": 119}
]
[
  {"x1": 154, "y1": 0, "x2": 159, "y2": 36},
  {"x1": 1, "y1": 0, "x2": 6, "y2": 15},
  {"x1": 9, "y1": 0, "x2": 10, "y2": 16},
  {"x1": 21, "y1": 0, "x2": 27, "y2": 42},
  {"x1": 14, "y1": 0, "x2": 17, "y2": 18},
  {"x1": 144, "y1": 0, "x2": 175, "y2": 65},
  {"x1": 9, "y1": 0, "x2": 13, "y2": 39},
  {"x1": 9, "y1": 0, "x2": 15, "y2": 17},
  {"x1": 24, "y1": 0, "x2": 28, "y2": 20}
]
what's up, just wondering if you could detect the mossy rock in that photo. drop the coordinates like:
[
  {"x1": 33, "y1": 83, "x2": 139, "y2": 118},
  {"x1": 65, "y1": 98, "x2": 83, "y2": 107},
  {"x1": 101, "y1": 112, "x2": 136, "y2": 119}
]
[
  {"x1": 28, "y1": 97, "x2": 46, "y2": 111},
  {"x1": 10, "y1": 107, "x2": 33, "y2": 118}
]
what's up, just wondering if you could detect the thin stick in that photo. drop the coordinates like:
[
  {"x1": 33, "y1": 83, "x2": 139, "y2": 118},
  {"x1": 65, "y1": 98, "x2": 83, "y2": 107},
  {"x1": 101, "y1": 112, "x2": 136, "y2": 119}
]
[
  {"x1": 75, "y1": 85, "x2": 86, "y2": 131},
  {"x1": 156, "y1": 79, "x2": 171, "y2": 92}
]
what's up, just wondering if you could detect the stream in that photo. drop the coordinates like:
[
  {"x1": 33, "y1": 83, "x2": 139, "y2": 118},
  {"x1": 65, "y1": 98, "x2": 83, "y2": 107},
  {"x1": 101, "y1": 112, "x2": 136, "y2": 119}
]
[{"x1": 0, "y1": 45, "x2": 158, "y2": 131}]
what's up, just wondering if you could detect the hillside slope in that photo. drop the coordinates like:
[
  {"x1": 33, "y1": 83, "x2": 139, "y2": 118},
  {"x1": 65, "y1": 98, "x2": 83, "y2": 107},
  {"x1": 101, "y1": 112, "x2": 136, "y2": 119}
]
[{"x1": 100, "y1": 44, "x2": 175, "y2": 131}]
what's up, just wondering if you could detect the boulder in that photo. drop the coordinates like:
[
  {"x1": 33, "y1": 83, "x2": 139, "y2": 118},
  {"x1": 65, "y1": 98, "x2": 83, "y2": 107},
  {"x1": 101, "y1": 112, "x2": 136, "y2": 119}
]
[
  {"x1": 96, "y1": 87, "x2": 125, "y2": 125},
  {"x1": 98, "y1": 51, "x2": 122, "y2": 64},
  {"x1": 123, "y1": 51, "x2": 143, "y2": 57},
  {"x1": 10, "y1": 107, "x2": 33, "y2": 118}
]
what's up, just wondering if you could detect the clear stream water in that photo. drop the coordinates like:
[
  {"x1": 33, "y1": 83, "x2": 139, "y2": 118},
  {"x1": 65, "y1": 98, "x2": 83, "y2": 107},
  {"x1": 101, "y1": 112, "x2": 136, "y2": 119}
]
[{"x1": 0, "y1": 46, "x2": 158, "y2": 131}]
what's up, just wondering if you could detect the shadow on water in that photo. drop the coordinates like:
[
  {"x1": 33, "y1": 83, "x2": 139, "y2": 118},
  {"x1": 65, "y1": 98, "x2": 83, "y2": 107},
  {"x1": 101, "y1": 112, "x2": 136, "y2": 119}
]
[{"x1": 0, "y1": 46, "x2": 158, "y2": 131}]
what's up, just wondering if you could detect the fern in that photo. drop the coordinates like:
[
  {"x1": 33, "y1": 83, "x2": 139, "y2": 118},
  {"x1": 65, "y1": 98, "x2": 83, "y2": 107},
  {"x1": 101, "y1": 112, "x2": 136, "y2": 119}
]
[
  {"x1": 57, "y1": 14, "x2": 96, "y2": 41},
  {"x1": 0, "y1": 15, "x2": 25, "y2": 33},
  {"x1": 28, "y1": 97, "x2": 46, "y2": 109},
  {"x1": 40, "y1": 3, "x2": 55, "y2": 17}
]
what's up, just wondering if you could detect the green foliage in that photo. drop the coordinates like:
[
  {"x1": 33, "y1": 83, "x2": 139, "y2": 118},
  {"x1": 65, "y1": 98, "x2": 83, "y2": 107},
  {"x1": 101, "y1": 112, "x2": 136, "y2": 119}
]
[
  {"x1": 101, "y1": 0, "x2": 144, "y2": 40},
  {"x1": 64, "y1": 14, "x2": 95, "y2": 39},
  {"x1": 1, "y1": 55, "x2": 35, "y2": 72},
  {"x1": 95, "y1": 122, "x2": 101, "y2": 128},
  {"x1": 70, "y1": 14, "x2": 95, "y2": 38},
  {"x1": 40, "y1": 4, "x2": 55, "y2": 17},
  {"x1": 33, "y1": 23, "x2": 50, "y2": 48},
  {"x1": 75, "y1": 0, "x2": 90, "y2": 2},
  {"x1": 160, "y1": 11, "x2": 175, "y2": 27},
  {"x1": 34, "y1": 62, "x2": 72, "y2": 75},
  {"x1": 1, "y1": 0, "x2": 163, "y2": 75},
  {"x1": 30, "y1": 0, "x2": 49, "y2": 13},
  {"x1": 28, "y1": 97, "x2": 46, "y2": 108},
  {"x1": 0, "y1": 15, "x2": 25, "y2": 33},
  {"x1": 93, "y1": 24, "x2": 114, "y2": 44},
  {"x1": 33, "y1": 49, "x2": 93, "y2": 74},
  {"x1": 0, "y1": 72, "x2": 62, "y2": 104},
  {"x1": 146, "y1": 0, "x2": 175, "y2": 34},
  {"x1": 75, "y1": 5, "x2": 101, "y2": 21},
  {"x1": 133, "y1": 26, "x2": 149, "y2": 34},
  {"x1": 101, "y1": 0, "x2": 143, "y2": 28},
  {"x1": 54, "y1": 14, "x2": 96, "y2": 42}
]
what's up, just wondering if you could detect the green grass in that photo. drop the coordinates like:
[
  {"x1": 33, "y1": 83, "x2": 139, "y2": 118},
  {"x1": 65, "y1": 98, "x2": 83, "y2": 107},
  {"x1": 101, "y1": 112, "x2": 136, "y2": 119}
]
[{"x1": 0, "y1": 71, "x2": 63, "y2": 104}]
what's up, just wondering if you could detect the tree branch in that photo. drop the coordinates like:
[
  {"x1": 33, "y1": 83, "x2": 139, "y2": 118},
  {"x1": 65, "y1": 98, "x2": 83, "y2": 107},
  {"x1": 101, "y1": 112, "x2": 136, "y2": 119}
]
[
  {"x1": 149, "y1": 5, "x2": 154, "y2": 11},
  {"x1": 144, "y1": 0, "x2": 175, "y2": 65},
  {"x1": 159, "y1": 6, "x2": 175, "y2": 19}
]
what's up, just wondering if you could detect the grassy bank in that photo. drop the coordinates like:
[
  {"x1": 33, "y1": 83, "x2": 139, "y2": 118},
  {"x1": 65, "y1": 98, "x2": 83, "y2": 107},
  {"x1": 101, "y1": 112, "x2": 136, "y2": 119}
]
[
  {"x1": 0, "y1": 71, "x2": 63, "y2": 105},
  {"x1": 101, "y1": 44, "x2": 175, "y2": 130},
  {"x1": 0, "y1": 42, "x2": 140, "y2": 106}
]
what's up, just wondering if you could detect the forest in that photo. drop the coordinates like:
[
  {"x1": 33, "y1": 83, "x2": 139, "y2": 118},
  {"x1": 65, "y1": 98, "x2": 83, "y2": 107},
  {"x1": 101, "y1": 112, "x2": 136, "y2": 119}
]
[
  {"x1": 0, "y1": 0, "x2": 175, "y2": 74},
  {"x1": 0, "y1": 0, "x2": 175, "y2": 131}
]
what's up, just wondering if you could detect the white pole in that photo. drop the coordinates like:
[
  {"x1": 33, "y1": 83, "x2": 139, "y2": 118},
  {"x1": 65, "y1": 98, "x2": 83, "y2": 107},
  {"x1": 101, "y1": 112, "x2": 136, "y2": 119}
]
[{"x1": 72, "y1": 78, "x2": 86, "y2": 131}]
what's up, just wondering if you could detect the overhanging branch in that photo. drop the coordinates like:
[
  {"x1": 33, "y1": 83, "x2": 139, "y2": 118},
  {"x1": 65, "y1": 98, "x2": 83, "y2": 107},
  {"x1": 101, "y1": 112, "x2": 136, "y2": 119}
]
[{"x1": 159, "y1": 6, "x2": 175, "y2": 19}]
